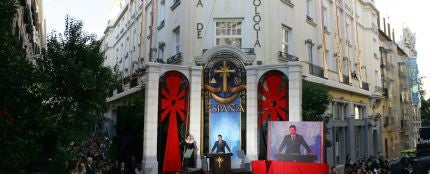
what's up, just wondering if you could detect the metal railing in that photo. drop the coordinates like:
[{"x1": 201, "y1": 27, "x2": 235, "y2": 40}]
[
  {"x1": 130, "y1": 78, "x2": 138, "y2": 88},
  {"x1": 375, "y1": 86, "x2": 384, "y2": 94},
  {"x1": 166, "y1": 52, "x2": 182, "y2": 64},
  {"x1": 242, "y1": 48, "x2": 255, "y2": 55},
  {"x1": 383, "y1": 88, "x2": 389, "y2": 98},
  {"x1": 117, "y1": 84, "x2": 123, "y2": 93},
  {"x1": 202, "y1": 48, "x2": 255, "y2": 55},
  {"x1": 306, "y1": 15, "x2": 313, "y2": 22},
  {"x1": 362, "y1": 82, "x2": 369, "y2": 91},
  {"x1": 342, "y1": 75, "x2": 349, "y2": 85},
  {"x1": 171, "y1": 0, "x2": 181, "y2": 10},
  {"x1": 309, "y1": 64, "x2": 324, "y2": 78},
  {"x1": 278, "y1": 51, "x2": 299, "y2": 62}
]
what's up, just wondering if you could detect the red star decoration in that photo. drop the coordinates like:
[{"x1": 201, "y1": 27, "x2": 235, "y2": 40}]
[
  {"x1": 159, "y1": 72, "x2": 189, "y2": 172},
  {"x1": 258, "y1": 71, "x2": 288, "y2": 128}
]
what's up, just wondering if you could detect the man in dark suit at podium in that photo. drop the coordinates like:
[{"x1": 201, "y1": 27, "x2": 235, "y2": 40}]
[
  {"x1": 278, "y1": 125, "x2": 313, "y2": 155},
  {"x1": 211, "y1": 134, "x2": 231, "y2": 153}
]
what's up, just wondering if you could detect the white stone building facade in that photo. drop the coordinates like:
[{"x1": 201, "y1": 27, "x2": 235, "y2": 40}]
[{"x1": 101, "y1": 0, "x2": 393, "y2": 172}]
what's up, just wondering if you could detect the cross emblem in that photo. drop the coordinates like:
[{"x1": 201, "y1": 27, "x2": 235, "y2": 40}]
[
  {"x1": 216, "y1": 156, "x2": 224, "y2": 168},
  {"x1": 203, "y1": 60, "x2": 246, "y2": 104},
  {"x1": 214, "y1": 60, "x2": 235, "y2": 92}
]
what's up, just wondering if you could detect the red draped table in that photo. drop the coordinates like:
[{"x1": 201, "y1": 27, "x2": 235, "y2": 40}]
[{"x1": 251, "y1": 160, "x2": 329, "y2": 174}]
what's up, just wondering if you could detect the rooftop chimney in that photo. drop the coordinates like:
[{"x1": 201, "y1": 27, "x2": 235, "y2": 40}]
[
  {"x1": 377, "y1": 14, "x2": 381, "y2": 30},
  {"x1": 388, "y1": 23, "x2": 391, "y2": 40},
  {"x1": 383, "y1": 18, "x2": 386, "y2": 33}
]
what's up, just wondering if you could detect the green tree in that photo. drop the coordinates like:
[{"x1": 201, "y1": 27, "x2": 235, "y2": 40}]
[
  {"x1": 302, "y1": 80, "x2": 332, "y2": 121},
  {"x1": 419, "y1": 77, "x2": 430, "y2": 126},
  {"x1": 421, "y1": 98, "x2": 430, "y2": 126},
  {"x1": 0, "y1": 0, "x2": 47, "y2": 172},
  {"x1": 1, "y1": 1, "x2": 117, "y2": 171},
  {"x1": 302, "y1": 80, "x2": 332, "y2": 156},
  {"x1": 36, "y1": 16, "x2": 117, "y2": 155}
]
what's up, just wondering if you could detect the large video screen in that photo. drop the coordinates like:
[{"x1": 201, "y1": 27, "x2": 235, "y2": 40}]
[{"x1": 268, "y1": 121, "x2": 324, "y2": 163}]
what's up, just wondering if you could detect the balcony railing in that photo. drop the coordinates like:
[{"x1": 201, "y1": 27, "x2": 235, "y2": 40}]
[
  {"x1": 242, "y1": 48, "x2": 255, "y2": 55},
  {"x1": 202, "y1": 48, "x2": 255, "y2": 56},
  {"x1": 171, "y1": 0, "x2": 181, "y2": 10},
  {"x1": 130, "y1": 78, "x2": 138, "y2": 88},
  {"x1": 167, "y1": 52, "x2": 182, "y2": 64},
  {"x1": 278, "y1": 51, "x2": 299, "y2": 62},
  {"x1": 117, "y1": 83, "x2": 123, "y2": 93},
  {"x1": 362, "y1": 82, "x2": 369, "y2": 91},
  {"x1": 375, "y1": 86, "x2": 384, "y2": 94},
  {"x1": 309, "y1": 64, "x2": 324, "y2": 78},
  {"x1": 306, "y1": 15, "x2": 313, "y2": 22},
  {"x1": 342, "y1": 75, "x2": 349, "y2": 85},
  {"x1": 383, "y1": 88, "x2": 389, "y2": 98}
]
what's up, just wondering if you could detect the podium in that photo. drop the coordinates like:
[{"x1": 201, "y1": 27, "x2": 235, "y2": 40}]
[
  {"x1": 275, "y1": 154, "x2": 317, "y2": 162},
  {"x1": 207, "y1": 153, "x2": 233, "y2": 174}
]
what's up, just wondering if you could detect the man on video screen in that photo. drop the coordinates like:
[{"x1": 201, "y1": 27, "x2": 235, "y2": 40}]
[{"x1": 278, "y1": 125, "x2": 314, "y2": 155}]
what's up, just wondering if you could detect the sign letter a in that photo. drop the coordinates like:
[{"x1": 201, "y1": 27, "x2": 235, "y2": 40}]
[{"x1": 197, "y1": 0, "x2": 203, "y2": 7}]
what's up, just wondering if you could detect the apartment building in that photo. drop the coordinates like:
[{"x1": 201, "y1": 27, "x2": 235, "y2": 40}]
[
  {"x1": 12, "y1": 0, "x2": 46, "y2": 62},
  {"x1": 398, "y1": 27, "x2": 421, "y2": 149}
]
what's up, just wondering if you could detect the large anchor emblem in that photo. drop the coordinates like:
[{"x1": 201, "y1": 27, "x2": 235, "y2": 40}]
[{"x1": 204, "y1": 60, "x2": 246, "y2": 104}]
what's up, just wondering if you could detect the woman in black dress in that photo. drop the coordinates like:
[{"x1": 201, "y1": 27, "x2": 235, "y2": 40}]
[{"x1": 183, "y1": 133, "x2": 198, "y2": 169}]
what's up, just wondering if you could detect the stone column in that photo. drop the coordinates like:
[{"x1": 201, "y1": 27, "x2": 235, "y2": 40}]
[
  {"x1": 142, "y1": 63, "x2": 160, "y2": 174},
  {"x1": 189, "y1": 66, "x2": 203, "y2": 168},
  {"x1": 246, "y1": 67, "x2": 258, "y2": 161},
  {"x1": 288, "y1": 62, "x2": 303, "y2": 121}
]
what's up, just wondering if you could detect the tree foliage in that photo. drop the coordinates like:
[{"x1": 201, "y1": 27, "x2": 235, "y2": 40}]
[
  {"x1": 0, "y1": 1, "x2": 46, "y2": 172},
  {"x1": 302, "y1": 80, "x2": 332, "y2": 150},
  {"x1": 419, "y1": 77, "x2": 430, "y2": 126},
  {"x1": 302, "y1": 80, "x2": 332, "y2": 121},
  {"x1": 36, "y1": 15, "x2": 117, "y2": 149},
  {"x1": 0, "y1": 6, "x2": 117, "y2": 171},
  {"x1": 422, "y1": 98, "x2": 430, "y2": 126}
]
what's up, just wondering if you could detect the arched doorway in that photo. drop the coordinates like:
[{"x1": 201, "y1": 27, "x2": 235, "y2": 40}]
[
  {"x1": 257, "y1": 70, "x2": 289, "y2": 159},
  {"x1": 157, "y1": 71, "x2": 190, "y2": 172},
  {"x1": 202, "y1": 51, "x2": 247, "y2": 160}
]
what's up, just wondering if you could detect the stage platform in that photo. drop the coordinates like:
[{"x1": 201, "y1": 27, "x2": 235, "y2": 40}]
[{"x1": 165, "y1": 168, "x2": 251, "y2": 174}]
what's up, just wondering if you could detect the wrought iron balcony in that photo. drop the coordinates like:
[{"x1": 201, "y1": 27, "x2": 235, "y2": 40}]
[
  {"x1": 167, "y1": 52, "x2": 182, "y2": 64},
  {"x1": 130, "y1": 78, "x2": 138, "y2": 88},
  {"x1": 242, "y1": 48, "x2": 255, "y2": 55},
  {"x1": 117, "y1": 83, "x2": 123, "y2": 93},
  {"x1": 278, "y1": 51, "x2": 299, "y2": 62},
  {"x1": 171, "y1": 0, "x2": 181, "y2": 10},
  {"x1": 309, "y1": 64, "x2": 324, "y2": 78},
  {"x1": 202, "y1": 48, "x2": 255, "y2": 56},
  {"x1": 362, "y1": 82, "x2": 369, "y2": 91},
  {"x1": 342, "y1": 75, "x2": 349, "y2": 85},
  {"x1": 383, "y1": 88, "x2": 389, "y2": 98},
  {"x1": 306, "y1": 15, "x2": 313, "y2": 22},
  {"x1": 375, "y1": 86, "x2": 384, "y2": 94}
]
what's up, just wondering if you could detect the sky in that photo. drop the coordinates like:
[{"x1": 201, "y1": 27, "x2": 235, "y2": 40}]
[
  {"x1": 43, "y1": 0, "x2": 429, "y2": 99},
  {"x1": 43, "y1": 0, "x2": 113, "y2": 38}
]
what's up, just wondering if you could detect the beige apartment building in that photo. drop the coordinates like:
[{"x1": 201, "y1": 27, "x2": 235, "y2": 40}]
[
  {"x1": 398, "y1": 27, "x2": 422, "y2": 150},
  {"x1": 377, "y1": 20, "x2": 419, "y2": 159}
]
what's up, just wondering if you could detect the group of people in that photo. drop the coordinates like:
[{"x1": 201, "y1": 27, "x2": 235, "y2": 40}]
[
  {"x1": 330, "y1": 154, "x2": 392, "y2": 174},
  {"x1": 67, "y1": 132, "x2": 143, "y2": 174},
  {"x1": 67, "y1": 157, "x2": 142, "y2": 174},
  {"x1": 67, "y1": 125, "x2": 318, "y2": 172},
  {"x1": 68, "y1": 132, "x2": 111, "y2": 161}
]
